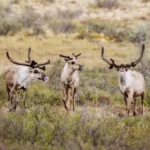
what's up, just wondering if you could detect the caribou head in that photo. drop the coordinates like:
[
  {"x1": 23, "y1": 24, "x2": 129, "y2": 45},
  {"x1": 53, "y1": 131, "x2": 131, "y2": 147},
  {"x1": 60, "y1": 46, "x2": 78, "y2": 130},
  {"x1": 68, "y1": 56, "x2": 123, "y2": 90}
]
[{"x1": 59, "y1": 53, "x2": 84, "y2": 71}]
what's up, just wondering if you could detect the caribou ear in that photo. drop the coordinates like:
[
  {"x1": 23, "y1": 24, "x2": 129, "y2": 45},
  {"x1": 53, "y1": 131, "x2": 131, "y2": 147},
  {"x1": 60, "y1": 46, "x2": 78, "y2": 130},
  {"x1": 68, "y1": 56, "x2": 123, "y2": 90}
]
[{"x1": 39, "y1": 66, "x2": 46, "y2": 71}]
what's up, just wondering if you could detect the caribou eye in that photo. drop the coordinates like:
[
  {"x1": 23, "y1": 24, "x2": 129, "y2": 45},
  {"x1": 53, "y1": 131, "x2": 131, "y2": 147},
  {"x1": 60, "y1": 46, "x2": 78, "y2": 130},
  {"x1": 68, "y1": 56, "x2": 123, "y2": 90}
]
[
  {"x1": 71, "y1": 62, "x2": 75, "y2": 65},
  {"x1": 34, "y1": 69, "x2": 39, "y2": 74}
]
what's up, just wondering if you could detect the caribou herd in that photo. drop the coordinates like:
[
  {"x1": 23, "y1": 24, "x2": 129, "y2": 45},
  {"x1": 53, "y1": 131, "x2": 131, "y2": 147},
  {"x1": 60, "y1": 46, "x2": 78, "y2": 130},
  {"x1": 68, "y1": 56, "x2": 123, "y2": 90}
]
[{"x1": 3, "y1": 43, "x2": 146, "y2": 116}]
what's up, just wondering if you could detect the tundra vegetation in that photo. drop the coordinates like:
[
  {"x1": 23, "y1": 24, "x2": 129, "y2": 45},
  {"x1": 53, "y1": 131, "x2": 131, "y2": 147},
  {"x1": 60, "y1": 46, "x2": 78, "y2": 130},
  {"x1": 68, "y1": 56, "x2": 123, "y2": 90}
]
[{"x1": 1, "y1": 0, "x2": 150, "y2": 149}]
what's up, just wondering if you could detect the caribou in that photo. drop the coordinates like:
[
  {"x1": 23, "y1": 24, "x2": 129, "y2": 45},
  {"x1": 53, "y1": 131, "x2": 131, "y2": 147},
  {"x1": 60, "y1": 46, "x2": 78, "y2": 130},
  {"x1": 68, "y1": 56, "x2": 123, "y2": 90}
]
[
  {"x1": 59, "y1": 53, "x2": 84, "y2": 111},
  {"x1": 101, "y1": 43, "x2": 145, "y2": 116},
  {"x1": 4, "y1": 48, "x2": 50, "y2": 110}
]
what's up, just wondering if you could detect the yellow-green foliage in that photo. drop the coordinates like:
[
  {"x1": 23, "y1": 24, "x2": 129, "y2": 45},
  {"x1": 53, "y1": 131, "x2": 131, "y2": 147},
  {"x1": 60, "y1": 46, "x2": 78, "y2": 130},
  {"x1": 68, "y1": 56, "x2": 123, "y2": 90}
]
[
  {"x1": 0, "y1": 74, "x2": 7, "y2": 106},
  {"x1": 1, "y1": 106, "x2": 150, "y2": 150},
  {"x1": 77, "y1": 20, "x2": 147, "y2": 43}
]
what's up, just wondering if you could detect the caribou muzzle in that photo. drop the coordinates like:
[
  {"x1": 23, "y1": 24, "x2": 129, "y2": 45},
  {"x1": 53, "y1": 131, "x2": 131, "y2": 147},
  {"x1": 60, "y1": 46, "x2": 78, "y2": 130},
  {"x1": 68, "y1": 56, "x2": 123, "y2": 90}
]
[
  {"x1": 79, "y1": 65, "x2": 84, "y2": 71},
  {"x1": 38, "y1": 72, "x2": 49, "y2": 82}
]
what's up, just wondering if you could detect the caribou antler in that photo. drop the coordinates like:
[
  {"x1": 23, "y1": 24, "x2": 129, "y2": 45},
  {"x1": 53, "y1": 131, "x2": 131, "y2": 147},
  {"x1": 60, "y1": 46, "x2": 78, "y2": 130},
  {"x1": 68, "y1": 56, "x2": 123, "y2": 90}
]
[
  {"x1": 101, "y1": 46, "x2": 113, "y2": 69},
  {"x1": 59, "y1": 54, "x2": 73, "y2": 60},
  {"x1": 6, "y1": 52, "x2": 31, "y2": 67},
  {"x1": 72, "y1": 53, "x2": 81, "y2": 58},
  {"x1": 33, "y1": 60, "x2": 50, "y2": 68},
  {"x1": 101, "y1": 43, "x2": 145, "y2": 69},
  {"x1": 6, "y1": 48, "x2": 50, "y2": 70},
  {"x1": 24, "y1": 47, "x2": 50, "y2": 70},
  {"x1": 25, "y1": 47, "x2": 32, "y2": 63},
  {"x1": 110, "y1": 58, "x2": 122, "y2": 69},
  {"x1": 110, "y1": 43, "x2": 145, "y2": 68},
  {"x1": 130, "y1": 42, "x2": 145, "y2": 67}
]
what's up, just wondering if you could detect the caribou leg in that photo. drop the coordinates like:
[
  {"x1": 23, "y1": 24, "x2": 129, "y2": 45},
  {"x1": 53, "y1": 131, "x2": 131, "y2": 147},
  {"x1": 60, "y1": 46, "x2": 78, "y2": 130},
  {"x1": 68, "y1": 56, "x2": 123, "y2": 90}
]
[
  {"x1": 70, "y1": 86, "x2": 75, "y2": 111},
  {"x1": 141, "y1": 92, "x2": 144, "y2": 115},
  {"x1": 126, "y1": 91, "x2": 133, "y2": 117},
  {"x1": 9, "y1": 91, "x2": 18, "y2": 111},
  {"x1": 62, "y1": 84, "x2": 68, "y2": 110},
  {"x1": 124, "y1": 95, "x2": 128, "y2": 116},
  {"x1": 66, "y1": 88, "x2": 72, "y2": 111},
  {"x1": 72, "y1": 87, "x2": 76, "y2": 111},
  {"x1": 23, "y1": 89, "x2": 28, "y2": 109},
  {"x1": 126, "y1": 102, "x2": 130, "y2": 117},
  {"x1": 9, "y1": 84, "x2": 16, "y2": 110},
  {"x1": 133, "y1": 98, "x2": 137, "y2": 116},
  {"x1": 13, "y1": 91, "x2": 19, "y2": 110},
  {"x1": 6, "y1": 84, "x2": 11, "y2": 101},
  {"x1": 10, "y1": 92, "x2": 14, "y2": 111}
]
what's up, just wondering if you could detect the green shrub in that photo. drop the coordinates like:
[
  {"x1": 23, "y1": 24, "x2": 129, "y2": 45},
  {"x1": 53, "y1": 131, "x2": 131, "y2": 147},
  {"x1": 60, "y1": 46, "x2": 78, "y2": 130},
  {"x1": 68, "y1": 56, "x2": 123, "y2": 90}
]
[
  {"x1": 1, "y1": 107, "x2": 150, "y2": 149},
  {"x1": 0, "y1": 17, "x2": 22, "y2": 35},
  {"x1": 76, "y1": 20, "x2": 148, "y2": 43},
  {"x1": 56, "y1": 7, "x2": 83, "y2": 19},
  {"x1": 0, "y1": 74, "x2": 7, "y2": 107},
  {"x1": 0, "y1": 5, "x2": 22, "y2": 35},
  {"x1": 48, "y1": 19, "x2": 77, "y2": 34},
  {"x1": 29, "y1": 85, "x2": 61, "y2": 106},
  {"x1": 20, "y1": 6, "x2": 39, "y2": 28}
]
